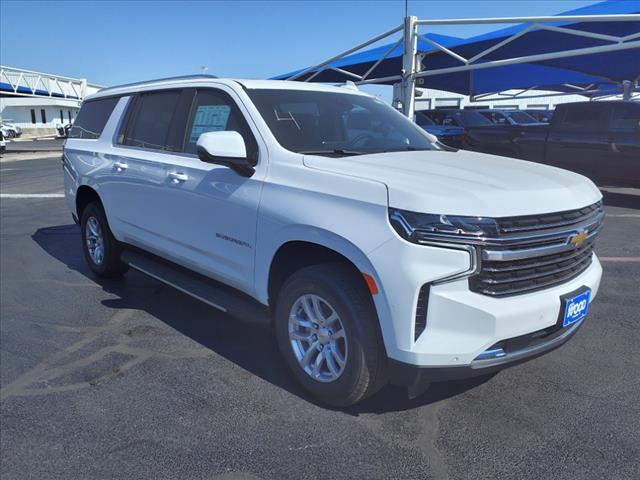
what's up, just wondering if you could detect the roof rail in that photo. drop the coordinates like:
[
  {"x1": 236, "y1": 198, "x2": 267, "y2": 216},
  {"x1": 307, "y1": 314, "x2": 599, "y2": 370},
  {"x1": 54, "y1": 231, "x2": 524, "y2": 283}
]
[{"x1": 98, "y1": 74, "x2": 219, "y2": 93}]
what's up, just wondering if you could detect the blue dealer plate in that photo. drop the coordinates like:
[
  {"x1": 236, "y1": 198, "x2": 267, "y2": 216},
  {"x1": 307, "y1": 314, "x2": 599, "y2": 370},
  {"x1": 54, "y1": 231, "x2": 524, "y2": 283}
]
[{"x1": 562, "y1": 289, "x2": 591, "y2": 327}]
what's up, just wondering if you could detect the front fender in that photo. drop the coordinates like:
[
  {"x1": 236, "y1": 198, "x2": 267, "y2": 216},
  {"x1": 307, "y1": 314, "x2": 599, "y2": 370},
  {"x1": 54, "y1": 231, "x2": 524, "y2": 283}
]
[{"x1": 254, "y1": 225, "x2": 397, "y2": 355}]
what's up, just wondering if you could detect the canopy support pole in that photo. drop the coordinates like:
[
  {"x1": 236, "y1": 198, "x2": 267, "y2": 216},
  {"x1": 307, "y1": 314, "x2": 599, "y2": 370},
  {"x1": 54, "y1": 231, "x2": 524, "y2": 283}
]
[
  {"x1": 622, "y1": 80, "x2": 632, "y2": 101},
  {"x1": 401, "y1": 15, "x2": 418, "y2": 119}
]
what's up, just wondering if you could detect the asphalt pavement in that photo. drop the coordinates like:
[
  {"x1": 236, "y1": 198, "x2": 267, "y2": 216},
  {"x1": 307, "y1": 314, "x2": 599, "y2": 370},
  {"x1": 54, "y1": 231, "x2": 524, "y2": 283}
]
[{"x1": 1, "y1": 155, "x2": 639, "y2": 480}]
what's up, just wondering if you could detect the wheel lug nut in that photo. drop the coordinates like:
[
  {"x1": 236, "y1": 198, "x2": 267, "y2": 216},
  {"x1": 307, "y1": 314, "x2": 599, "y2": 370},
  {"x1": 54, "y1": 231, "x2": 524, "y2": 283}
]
[
  {"x1": 312, "y1": 334, "x2": 317, "y2": 341},
  {"x1": 312, "y1": 323, "x2": 319, "y2": 330}
]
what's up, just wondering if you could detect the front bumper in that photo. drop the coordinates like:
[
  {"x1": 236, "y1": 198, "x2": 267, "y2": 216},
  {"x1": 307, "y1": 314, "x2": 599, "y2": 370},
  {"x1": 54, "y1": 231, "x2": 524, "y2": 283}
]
[
  {"x1": 367, "y1": 230, "x2": 602, "y2": 368},
  {"x1": 389, "y1": 315, "x2": 586, "y2": 385}
]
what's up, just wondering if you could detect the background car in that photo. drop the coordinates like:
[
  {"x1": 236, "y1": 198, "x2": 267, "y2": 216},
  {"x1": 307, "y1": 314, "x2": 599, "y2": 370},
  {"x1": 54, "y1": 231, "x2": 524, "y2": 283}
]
[
  {"x1": 515, "y1": 101, "x2": 640, "y2": 187},
  {"x1": 1, "y1": 123, "x2": 22, "y2": 137},
  {"x1": 478, "y1": 109, "x2": 545, "y2": 126},
  {"x1": 415, "y1": 111, "x2": 465, "y2": 147},
  {"x1": 419, "y1": 108, "x2": 494, "y2": 128},
  {"x1": 421, "y1": 108, "x2": 546, "y2": 158},
  {"x1": 523, "y1": 109, "x2": 554, "y2": 123},
  {"x1": 56, "y1": 123, "x2": 73, "y2": 138},
  {"x1": 0, "y1": 130, "x2": 6, "y2": 154},
  {"x1": 1, "y1": 125, "x2": 16, "y2": 139}
]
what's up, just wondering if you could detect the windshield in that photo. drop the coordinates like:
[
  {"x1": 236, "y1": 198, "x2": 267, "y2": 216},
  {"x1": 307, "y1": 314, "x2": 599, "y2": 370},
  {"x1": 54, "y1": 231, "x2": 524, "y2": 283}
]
[
  {"x1": 507, "y1": 111, "x2": 539, "y2": 124},
  {"x1": 246, "y1": 89, "x2": 435, "y2": 156}
]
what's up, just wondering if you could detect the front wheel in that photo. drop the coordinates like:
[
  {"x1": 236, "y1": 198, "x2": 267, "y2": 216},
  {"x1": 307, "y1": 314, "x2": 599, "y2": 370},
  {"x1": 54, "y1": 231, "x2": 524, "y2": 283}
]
[
  {"x1": 80, "y1": 201, "x2": 128, "y2": 278},
  {"x1": 275, "y1": 263, "x2": 388, "y2": 407}
]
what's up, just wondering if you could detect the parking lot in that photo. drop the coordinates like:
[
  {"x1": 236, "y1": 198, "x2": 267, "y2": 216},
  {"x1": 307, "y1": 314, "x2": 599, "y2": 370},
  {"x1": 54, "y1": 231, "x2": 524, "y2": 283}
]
[{"x1": 1, "y1": 149, "x2": 639, "y2": 480}]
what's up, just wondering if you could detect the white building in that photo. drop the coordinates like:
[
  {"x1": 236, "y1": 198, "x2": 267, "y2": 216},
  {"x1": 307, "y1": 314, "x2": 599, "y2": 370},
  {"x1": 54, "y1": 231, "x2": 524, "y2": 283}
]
[{"x1": 0, "y1": 66, "x2": 102, "y2": 135}]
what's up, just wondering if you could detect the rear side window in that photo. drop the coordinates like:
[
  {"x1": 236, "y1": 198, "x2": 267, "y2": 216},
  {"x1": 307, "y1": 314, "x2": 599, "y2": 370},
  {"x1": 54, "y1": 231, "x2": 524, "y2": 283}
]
[
  {"x1": 556, "y1": 104, "x2": 606, "y2": 132},
  {"x1": 122, "y1": 90, "x2": 182, "y2": 151},
  {"x1": 609, "y1": 103, "x2": 640, "y2": 133},
  {"x1": 68, "y1": 97, "x2": 119, "y2": 139}
]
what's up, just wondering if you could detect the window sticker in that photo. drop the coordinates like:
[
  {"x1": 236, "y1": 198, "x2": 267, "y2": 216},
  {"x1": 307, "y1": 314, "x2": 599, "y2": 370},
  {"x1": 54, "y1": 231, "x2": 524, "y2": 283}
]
[{"x1": 189, "y1": 104, "x2": 231, "y2": 143}]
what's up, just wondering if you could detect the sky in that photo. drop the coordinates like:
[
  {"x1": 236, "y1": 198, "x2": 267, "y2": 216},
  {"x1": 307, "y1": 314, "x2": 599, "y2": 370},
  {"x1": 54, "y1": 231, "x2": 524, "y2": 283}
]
[{"x1": 0, "y1": 0, "x2": 607, "y2": 89}]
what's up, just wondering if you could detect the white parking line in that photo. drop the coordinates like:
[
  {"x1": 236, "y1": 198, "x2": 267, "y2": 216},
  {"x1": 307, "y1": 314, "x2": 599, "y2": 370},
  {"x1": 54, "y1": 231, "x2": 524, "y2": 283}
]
[
  {"x1": 0, "y1": 193, "x2": 65, "y2": 198},
  {"x1": 599, "y1": 257, "x2": 640, "y2": 262}
]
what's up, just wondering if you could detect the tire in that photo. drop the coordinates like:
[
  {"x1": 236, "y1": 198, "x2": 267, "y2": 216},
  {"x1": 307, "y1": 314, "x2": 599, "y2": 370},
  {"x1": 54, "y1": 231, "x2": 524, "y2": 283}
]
[
  {"x1": 275, "y1": 263, "x2": 388, "y2": 407},
  {"x1": 80, "y1": 201, "x2": 128, "y2": 278}
]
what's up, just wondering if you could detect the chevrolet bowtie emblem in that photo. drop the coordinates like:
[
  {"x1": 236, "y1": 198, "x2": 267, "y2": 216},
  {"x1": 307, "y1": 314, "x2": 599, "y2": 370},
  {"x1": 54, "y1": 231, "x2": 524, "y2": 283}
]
[{"x1": 569, "y1": 230, "x2": 588, "y2": 248}]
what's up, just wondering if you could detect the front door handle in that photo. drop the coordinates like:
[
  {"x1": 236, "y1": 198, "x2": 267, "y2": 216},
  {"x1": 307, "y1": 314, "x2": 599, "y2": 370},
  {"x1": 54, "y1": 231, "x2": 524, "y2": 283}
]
[
  {"x1": 114, "y1": 161, "x2": 128, "y2": 172},
  {"x1": 168, "y1": 171, "x2": 188, "y2": 183}
]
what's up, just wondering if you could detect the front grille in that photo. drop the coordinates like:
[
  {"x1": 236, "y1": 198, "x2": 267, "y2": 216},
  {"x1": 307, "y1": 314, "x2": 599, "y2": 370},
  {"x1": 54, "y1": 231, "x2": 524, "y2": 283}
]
[
  {"x1": 496, "y1": 202, "x2": 602, "y2": 234},
  {"x1": 469, "y1": 201, "x2": 603, "y2": 297}
]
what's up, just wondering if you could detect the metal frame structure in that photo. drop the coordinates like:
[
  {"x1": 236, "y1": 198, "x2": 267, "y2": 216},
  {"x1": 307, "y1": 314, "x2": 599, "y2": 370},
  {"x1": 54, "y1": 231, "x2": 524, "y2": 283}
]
[
  {"x1": 289, "y1": 13, "x2": 640, "y2": 118},
  {"x1": 0, "y1": 65, "x2": 89, "y2": 102}
]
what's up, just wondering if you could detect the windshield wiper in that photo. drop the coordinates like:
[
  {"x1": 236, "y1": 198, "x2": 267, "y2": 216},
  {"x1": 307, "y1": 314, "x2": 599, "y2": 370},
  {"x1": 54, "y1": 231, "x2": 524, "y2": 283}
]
[
  {"x1": 378, "y1": 146, "x2": 432, "y2": 153},
  {"x1": 299, "y1": 149, "x2": 366, "y2": 157}
]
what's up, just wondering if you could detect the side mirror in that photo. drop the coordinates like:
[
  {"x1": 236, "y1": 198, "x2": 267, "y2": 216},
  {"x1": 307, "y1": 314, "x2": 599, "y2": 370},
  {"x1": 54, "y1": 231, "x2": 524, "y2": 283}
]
[{"x1": 196, "y1": 131, "x2": 255, "y2": 177}]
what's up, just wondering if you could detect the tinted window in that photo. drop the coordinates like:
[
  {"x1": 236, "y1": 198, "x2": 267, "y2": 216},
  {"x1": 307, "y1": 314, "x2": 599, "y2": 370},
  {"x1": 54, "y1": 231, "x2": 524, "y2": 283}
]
[
  {"x1": 184, "y1": 89, "x2": 258, "y2": 163},
  {"x1": 458, "y1": 111, "x2": 492, "y2": 127},
  {"x1": 247, "y1": 89, "x2": 434, "y2": 156},
  {"x1": 123, "y1": 91, "x2": 182, "y2": 150},
  {"x1": 424, "y1": 111, "x2": 460, "y2": 126},
  {"x1": 557, "y1": 104, "x2": 606, "y2": 132},
  {"x1": 609, "y1": 103, "x2": 640, "y2": 133},
  {"x1": 415, "y1": 112, "x2": 434, "y2": 126},
  {"x1": 507, "y1": 111, "x2": 538, "y2": 124},
  {"x1": 481, "y1": 111, "x2": 509, "y2": 125},
  {"x1": 69, "y1": 97, "x2": 119, "y2": 139}
]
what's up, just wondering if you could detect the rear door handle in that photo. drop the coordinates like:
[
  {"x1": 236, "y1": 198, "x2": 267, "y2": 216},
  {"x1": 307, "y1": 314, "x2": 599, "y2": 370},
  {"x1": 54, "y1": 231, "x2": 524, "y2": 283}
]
[
  {"x1": 114, "y1": 161, "x2": 128, "y2": 171},
  {"x1": 168, "y1": 171, "x2": 188, "y2": 183}
]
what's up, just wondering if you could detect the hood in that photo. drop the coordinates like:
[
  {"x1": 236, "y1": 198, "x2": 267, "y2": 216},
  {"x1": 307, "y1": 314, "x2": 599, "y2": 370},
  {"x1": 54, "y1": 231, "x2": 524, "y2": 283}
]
[{"x1": 303, "y1": 150, "x2": 601, "y2": 217}]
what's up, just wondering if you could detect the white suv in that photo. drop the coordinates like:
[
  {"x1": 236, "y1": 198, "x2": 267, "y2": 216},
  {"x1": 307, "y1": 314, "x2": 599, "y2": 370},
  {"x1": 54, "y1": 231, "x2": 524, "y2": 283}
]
[{"x1": 63, "y1": 76, "x2": 603, "y2": 406}]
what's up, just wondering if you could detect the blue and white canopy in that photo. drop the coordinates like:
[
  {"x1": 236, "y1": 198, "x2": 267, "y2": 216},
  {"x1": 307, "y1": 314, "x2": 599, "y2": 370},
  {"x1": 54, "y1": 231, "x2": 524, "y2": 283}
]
[{"x1": 274, "y1": 1, "x2": 640, "y2": 96}]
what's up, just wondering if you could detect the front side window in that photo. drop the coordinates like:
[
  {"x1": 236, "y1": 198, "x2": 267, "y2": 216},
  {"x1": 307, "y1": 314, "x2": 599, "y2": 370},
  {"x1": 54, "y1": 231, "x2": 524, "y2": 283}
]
[
  {"x1": 69, "y1": 97, "x2": 119, "y2": 139},
  {"x1": 246, "y1": 89, "x2": 434, "y2": 156},
  {"x1": 122, "y1": 91, "x2": 182, "y2": 150},
  {"x1": 184, "y1": 89, "x2": 258, "y2": 163}
]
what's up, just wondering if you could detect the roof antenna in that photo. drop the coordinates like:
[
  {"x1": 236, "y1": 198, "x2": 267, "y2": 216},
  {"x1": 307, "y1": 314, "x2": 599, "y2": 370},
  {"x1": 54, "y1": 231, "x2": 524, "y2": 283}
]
[{"x1": 201, "y1": 66, "x2": 209, "y2": 75}]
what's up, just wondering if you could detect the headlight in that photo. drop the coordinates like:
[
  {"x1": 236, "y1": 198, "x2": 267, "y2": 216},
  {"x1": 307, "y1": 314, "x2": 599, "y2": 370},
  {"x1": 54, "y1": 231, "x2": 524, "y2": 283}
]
[{"x1": 389, "y1": 208, "x2": 499, "y2": 244}]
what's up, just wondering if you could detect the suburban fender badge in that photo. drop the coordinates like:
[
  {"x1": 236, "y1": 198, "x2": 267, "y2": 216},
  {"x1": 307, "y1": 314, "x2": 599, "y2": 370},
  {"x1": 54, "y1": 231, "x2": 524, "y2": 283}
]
[{"x1": 216, "y1": 232, "x2": 252, "y2": 249}]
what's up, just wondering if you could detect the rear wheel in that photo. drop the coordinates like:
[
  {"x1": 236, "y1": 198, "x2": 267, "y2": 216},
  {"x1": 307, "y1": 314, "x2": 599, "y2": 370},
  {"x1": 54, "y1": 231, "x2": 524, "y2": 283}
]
[
  {"x1": 275, "y1": 263, "x2": 388, "y2": 407},
  {"x1": 80, "y1": 202, "x2": 128, "y2": 278}
]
